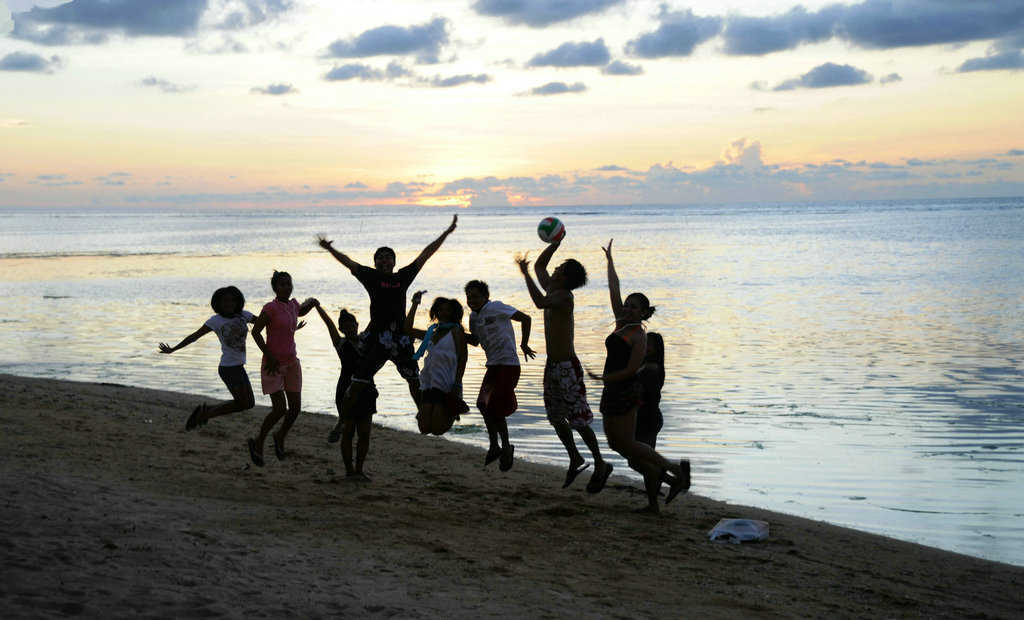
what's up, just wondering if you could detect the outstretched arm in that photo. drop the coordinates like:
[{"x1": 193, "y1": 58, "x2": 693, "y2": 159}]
[
  {"x1": 603, "y1": 239, "x2": 623, "y2": 320},
  {"x1": 511, "y1": 311, "x2": 536, "y2": 361},
  {"x1": 518, "y1": 257, "x2": 569, "y2": 311},
  {"x1": 313, "y1": 301, "x2": 342, "y2": 348},
  {"x1": 404, "y1": 290, "x2": 428, "y2": 340},
  {"x1": 517, "y1": 256, "x2": 545, "y2": 309},
  {"x1": 158, "y1": 325, "x2": 212, "y2": 353},
  {"x1": 413, "y1": 214, "x2": 458, "y2": 271},
  {"x1": 533, "y1": 237, "x2": 561, "y2": 289},
  {"x1": 318, "y1": 237, "x2": 361, "y2": 275}
]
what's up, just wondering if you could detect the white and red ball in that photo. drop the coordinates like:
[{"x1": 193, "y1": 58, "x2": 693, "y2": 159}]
[{"x1": 537, "y1": 217, "x2": 566, "y2": 243}]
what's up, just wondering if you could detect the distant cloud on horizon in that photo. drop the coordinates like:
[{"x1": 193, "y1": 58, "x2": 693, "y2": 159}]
[
  {"x1": 139, "y1": 76, "x2": 196, "y2": 94},
  {"x1": 250, "y1": 83, "x2": 298, "y2": 95},
  {"x1": 525, "y1": 81, "x2": 587, "y2": 96}
]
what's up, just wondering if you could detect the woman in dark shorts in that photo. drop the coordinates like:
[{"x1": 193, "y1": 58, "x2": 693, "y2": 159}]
[{"x1": 593, "y1": 240, "x2": 690, "y2": 512}]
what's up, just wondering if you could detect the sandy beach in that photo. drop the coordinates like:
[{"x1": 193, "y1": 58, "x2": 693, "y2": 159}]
[{"x1": 3, "y1": 373, "x2": 1022, "y2": 618}]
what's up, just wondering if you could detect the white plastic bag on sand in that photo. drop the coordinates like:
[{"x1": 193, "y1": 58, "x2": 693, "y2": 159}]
[{"x1": 708, "y1": 519, "x2": 769, "y2": 543}]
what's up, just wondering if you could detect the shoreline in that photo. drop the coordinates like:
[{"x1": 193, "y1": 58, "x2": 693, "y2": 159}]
[{"x1": 4, "y1": 373, "x2": 1023, "y2": 617}]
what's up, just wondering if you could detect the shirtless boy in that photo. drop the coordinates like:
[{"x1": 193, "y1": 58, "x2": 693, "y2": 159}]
[{"x1": 517, "y1": 238, "x2": 612, "y2": 493}]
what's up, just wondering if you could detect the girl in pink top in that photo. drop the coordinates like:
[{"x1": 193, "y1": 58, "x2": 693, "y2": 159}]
[{"x1": 248, "y1": 271, "x2": 317, "y2": 467}]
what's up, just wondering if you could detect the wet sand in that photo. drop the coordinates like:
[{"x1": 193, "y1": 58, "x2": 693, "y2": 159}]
[{"x1": 3, "y1": 374, "x2": 1022, "y2": 618}]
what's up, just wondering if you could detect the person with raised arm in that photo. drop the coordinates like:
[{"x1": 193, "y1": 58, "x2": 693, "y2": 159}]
[
  {"x1": 516, "y1": 237, "x2": 612, "y2": 493},
  {"x1": 318, "y1": 215, "x2": 457, "y2": 442},
  {"x1": 592, "y1": 240, "x2": 690, "y2": 511}
]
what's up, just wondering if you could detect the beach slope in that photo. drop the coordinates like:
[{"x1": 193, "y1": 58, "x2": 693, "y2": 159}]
[{"x1": 2, "y1": 374, "x2": 1022, "y2": 618}]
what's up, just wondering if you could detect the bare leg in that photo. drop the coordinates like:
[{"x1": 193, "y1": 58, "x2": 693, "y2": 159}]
[
  {"x1": 416, "y1": 402, "x2": 432, "y2": 434},
  {"x1": 253, "y1": 390, "x2": 287, "y2": 456},
  {"x1": 340, "y1": 419, "x2": 356, "y2": 476},
  {"x1": 429, "y1": 403, "x2": 455, "y2": 436},
  {"x1": 550, "y1": 417, "x2": 585, "y2": 468},
  {"x1": 483, "y1": 415, "x2": 502, "y2": 464},
  {"x1": 577, "y1": 424, "x2": 606, "y2": 471},
  {"x1": 329, "y1": 381, "x2": 367, "y2": 441},
  {"x1": 406, "y1": 377, "x2": 421, "y2": 408},
  {"x1": 605, "y1": 412, "x2": 685, "y2": 480},
  {"x1": 273, "y1": 391, "x2": 301, "y2": 453},
  {"x1": 201, "y1": 382, "x2": 255, "y2": 422},
  {"x1": 354, "y1": 418, "x2": 372, "y2": 477}
]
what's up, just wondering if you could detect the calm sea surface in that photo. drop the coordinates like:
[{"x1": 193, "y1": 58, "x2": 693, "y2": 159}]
[{"x1": 2, "y1": 199, "x2": 1022, "y2": 566}]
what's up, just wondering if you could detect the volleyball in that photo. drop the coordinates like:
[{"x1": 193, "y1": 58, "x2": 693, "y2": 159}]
[{"x1": 537, "y1": 217, "x2": 566, "y2": 243}]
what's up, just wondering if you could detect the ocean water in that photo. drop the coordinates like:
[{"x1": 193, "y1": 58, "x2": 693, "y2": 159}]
[{"x1": 2, "y1": 199, "x2": 1022, "y2": 566}]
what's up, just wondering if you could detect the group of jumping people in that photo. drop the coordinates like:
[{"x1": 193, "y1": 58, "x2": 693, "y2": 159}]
[{"x1": 159, "y1": 215, "x2": 690, "y2": 512}]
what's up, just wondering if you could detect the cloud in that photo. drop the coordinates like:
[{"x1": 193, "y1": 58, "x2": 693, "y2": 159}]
[
  {"x1": 250, "y1": 82, "x2": 297, "y2": 95},
  {"x1": 94, "y1": 171, "x2": 133, "y2": 186},
  {"x1": 32, "y1": 173, "x2": 82, "y2": 187},
  {"x1": 428, "y1": 73, "x2": 491, "y2": 88},
  {"x1": 594, "y1": 165, "x2": 629, "y2": 171},
  {"x1": 0, "y1": 51, "x2": 64, "y2": 73},
  {"x1": 720, "y1": 0, "x2": 1024, "y2": 56},
  {"x1": 325, "y1": 18, "x2": 450, "y2": 64},
  {"x1": 956, "y1": 49, "x2": 1024, "y2": 72},
  {"x1": 472, "y1": 0, "x2": 624, "y2": 28},
  {"x1": 203, "y1": 0, "x2": 294, "y2": 31},
  {"x1": 879, "y1": 72, "x2": 902, "y2": 84},
  {"x1": 770, "y1": 62, "x2": 873, "y2": 91},
  {"x1": 625, "y1": 8, "x2": 723, "y2": 58},
  {"x1": 11, "y1": 0, "x2": 207, "y2": 43},
  {"x1": 526, "y1": 81, "x2": 587, "y2": 96},
  {"x1": 722, "y1": 6, "x2": 840, "y2": 56},
  {"x1": 601, "y1": 60, "x2": 643, "y2": 75},
  {"x1": 139, "y1": 77, "x2": 196, "y2": 93},
  {"x1": 1005, "y1": 149, "x2": 1024, "y2": 156},
  {"x1": 323, "y1": 61, "x2": 412, "y2": 82},
  {"x1": 10, "y1": 0, "x2": 292, "y2": 45},
  {"x1": 527, "y1": 39, "x2": 610, "y2": 67}
]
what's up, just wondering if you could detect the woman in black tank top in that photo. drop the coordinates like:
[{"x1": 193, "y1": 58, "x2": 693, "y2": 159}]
[{"x1": 592, "y1": 240, "x2": 691, "y2": 513}]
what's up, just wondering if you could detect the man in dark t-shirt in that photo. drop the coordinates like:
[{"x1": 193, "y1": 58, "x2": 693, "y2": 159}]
[{"x1": 319, "y1": 215, "x2": 457, "y2": 443}]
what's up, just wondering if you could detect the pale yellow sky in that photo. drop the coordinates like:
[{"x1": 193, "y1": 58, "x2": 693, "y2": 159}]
[{"x1": 1, "y1": 0, "x2": 1022, "y2": 207}]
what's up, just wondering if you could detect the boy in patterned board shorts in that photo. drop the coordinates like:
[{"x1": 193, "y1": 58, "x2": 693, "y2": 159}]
[{"x1": 517, "y1": 238, "x2": 612, "y2": 493}]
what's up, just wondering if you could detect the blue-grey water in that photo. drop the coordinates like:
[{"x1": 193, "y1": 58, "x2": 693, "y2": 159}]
[{"x1": 1, "y1": 199, "x2": 1022, "y2": 566}]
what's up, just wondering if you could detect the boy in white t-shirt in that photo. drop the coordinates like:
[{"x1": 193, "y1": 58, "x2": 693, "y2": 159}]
[
  {"x1": 464, "y1": 280, "x2": 536, "y2": 472},
  {"x1": 159, "y1": 286, "x2": 257, "y2": 431}
]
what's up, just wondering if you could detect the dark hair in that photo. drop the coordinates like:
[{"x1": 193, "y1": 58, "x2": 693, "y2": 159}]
[
  {"x1": 626, "y1": 292, "x2": 657, "y2": 320},
  {"x1": 271, "y1": 270, "x2": 291, "y2": 287},
  {"x1": 644, "y1": 331, "x2": 666, "y2": 389},
  {"x1": 428, "y1": 297, "x2": 464, "y2": 324},
  {"x1": 562, "y1": 259, "x2": 588, "y2": 290},
  {"x1": 374, "y1": 246, "x2": 395, "y2": 261},
  {"x1": 464, "y1": 279, "x2": 489, "y2": 298},
  {"x1": 210, "y1": 286, "x2": 245, "y2": 317},
  {"x1": 337, "y1": 309, "x2": 357, "y2": 327}
]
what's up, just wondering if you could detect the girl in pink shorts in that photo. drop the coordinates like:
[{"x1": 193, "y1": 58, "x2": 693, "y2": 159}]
[{"x1": 247, "y1": 271, "x2": 317, "y2": 467}]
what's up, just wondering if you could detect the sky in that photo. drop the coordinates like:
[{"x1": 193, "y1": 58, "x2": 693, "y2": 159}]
[{"x1": 1, "y1": 0, "x2": 1022, "y2": 208}]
